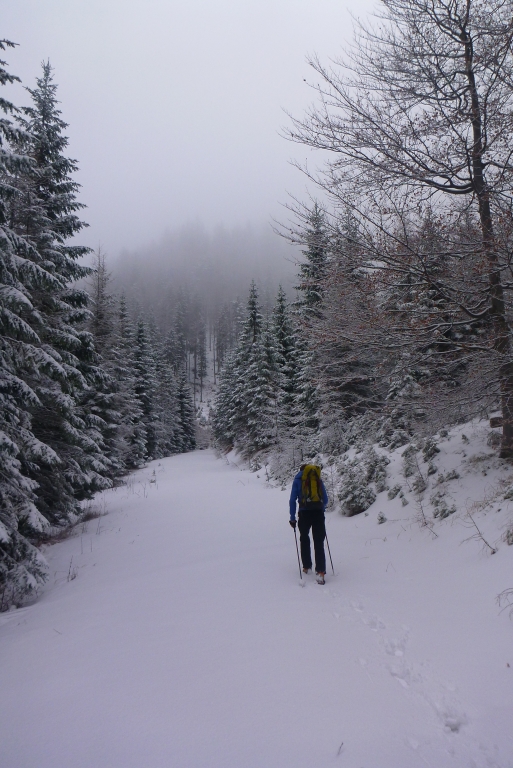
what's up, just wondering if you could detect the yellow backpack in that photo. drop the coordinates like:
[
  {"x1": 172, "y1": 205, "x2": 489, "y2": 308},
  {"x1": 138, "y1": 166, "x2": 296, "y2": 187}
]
[{"x1": 301, "y1": 464, "x2": 322, "y2": 506}]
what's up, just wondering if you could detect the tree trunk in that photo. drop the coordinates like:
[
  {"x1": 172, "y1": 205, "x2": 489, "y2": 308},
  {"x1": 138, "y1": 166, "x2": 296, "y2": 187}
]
[{"x1": 463, "y1": 25, "x2": 513, "y2": 457}]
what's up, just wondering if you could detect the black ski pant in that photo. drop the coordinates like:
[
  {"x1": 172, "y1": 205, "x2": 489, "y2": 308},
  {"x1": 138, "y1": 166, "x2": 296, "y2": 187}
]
[{"x1": 298, "y1": 509, "x2": 326, "y2": 574}]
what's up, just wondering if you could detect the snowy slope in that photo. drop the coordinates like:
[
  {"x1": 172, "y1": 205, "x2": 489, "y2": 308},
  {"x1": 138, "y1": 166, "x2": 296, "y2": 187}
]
[{"x1": 0, "y1": 436, "x2": 512, "y2": 768}]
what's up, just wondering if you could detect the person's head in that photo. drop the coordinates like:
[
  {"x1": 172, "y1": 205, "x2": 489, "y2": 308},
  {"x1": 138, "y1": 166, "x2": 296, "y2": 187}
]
[{"x1": 299, "y1": 459, "x2": 323, "y2": 472}]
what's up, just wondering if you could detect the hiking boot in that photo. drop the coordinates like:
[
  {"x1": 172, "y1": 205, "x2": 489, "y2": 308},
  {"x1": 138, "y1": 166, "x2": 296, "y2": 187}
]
[
  {"x1": 316, "y1": 572, "x2": 326, "y2": 585},
  {"x1": 302, "y1": 567, "x2": 312, "y2": 574}
]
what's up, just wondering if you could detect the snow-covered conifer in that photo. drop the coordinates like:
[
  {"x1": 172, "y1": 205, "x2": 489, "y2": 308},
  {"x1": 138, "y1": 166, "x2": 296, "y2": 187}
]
[
  {"x1": 197, "y1": 316, "x2": 207, "y2": 402},
  {"x1": 291, "y1": 333, "x2": 321, "y2": 454},
  {"x1": 295, "y1": 203, "x2": 329, "y2": 318},
  {"x1": 83, "y1": 251, "x2": 137, "y2": 475},
  {"x1": 272, "y1": 286, "x2": 297, "y2": 435},
  {"x1": 133, "y1": 318, "x2": 159, "y2": 458},
  {"x1": 243, "y1": 323, "x2": 280, "y2": 455},
  {"x1": 176, "y1": 366, "x2": 196, "y2": 451},
  {"x1": 13, "y1": 62, "x2": 111, "y2": 522},
  {"x1": 0, "y1": 41, "x2": 51, "y2": 607},
  {"x1": 214, "y1": 282, "x2": 281, "y2": 455},
  {"x1": 222, "y1": 282, "x2": 263, "y2": 446},
  {"x1": 114, "y1": 296, "x2": 147, "y2": 466},
  {"x1": 211, "y1": 349, "x2": 237, "y2": 447},
  {"x1": 150, "y1": 326, "x2": 180, "y2": 457}
]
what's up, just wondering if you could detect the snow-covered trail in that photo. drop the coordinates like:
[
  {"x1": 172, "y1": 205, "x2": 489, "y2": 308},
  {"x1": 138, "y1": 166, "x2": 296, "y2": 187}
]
[{"x1": 0, "y1": 450, "x2": 511, "y2": 768}]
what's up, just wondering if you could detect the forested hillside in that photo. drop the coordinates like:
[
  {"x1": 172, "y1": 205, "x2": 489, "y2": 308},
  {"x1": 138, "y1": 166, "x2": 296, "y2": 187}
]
[{"x1": 213, "y1": 0, "x2": 513, "y2": 497}]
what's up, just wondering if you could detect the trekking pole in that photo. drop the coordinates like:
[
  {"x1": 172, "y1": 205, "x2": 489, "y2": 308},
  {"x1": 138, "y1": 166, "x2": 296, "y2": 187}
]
[
  {"x1": 325, "y1": 532, "x2": 335, "y2": 575},
  {"x1": 293, "y1": 527, "x2": 302, "y2": 580}
]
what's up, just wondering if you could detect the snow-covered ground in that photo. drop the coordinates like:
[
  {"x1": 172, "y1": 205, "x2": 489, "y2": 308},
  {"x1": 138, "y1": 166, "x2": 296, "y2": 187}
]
[{"x1": 1, "y1": 431, "x2": 512, "y2": 768}]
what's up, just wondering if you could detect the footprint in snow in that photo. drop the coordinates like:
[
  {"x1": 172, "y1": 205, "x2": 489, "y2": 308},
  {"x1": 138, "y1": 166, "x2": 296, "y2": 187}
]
[
  {"x1": 435, "y1": 702, "x2": 468, "y2": 733},
  {"x1": 350, "y1": 604, "x2": 470, "y2": 740},
  {"x1": 383, "y1": 637, "x2": 405, "y2": 657},
  {"x1": 389, "y1": 656, "x2": 469, "y2": 736},
  {"x1": 364, "y1": 613, "x2": 386, "y2": 632},
  {"x1": 382, "y1": 628, "x2": 409, "y2": 658}
]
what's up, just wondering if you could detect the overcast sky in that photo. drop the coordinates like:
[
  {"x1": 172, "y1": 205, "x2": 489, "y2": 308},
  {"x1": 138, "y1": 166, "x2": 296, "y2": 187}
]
[{"x1": 2, "y1": 0, "x2": 376, "y2": 255}]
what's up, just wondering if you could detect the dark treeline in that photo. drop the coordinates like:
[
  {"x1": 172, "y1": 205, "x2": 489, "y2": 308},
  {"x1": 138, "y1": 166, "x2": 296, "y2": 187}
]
[{"x1": 0, "y1": 48, "x2": 195, "y2": 609}]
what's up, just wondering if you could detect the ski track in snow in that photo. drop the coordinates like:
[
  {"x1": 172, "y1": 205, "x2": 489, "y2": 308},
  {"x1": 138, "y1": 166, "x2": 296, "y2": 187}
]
[{"x1": 0, "y1": 448, "x2": 512, "y2": 768}]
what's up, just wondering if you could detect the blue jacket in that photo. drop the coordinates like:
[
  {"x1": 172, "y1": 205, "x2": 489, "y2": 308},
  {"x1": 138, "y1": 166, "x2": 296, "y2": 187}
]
[{"x1": 289, "y1": 470, "x2": 328, "y2": 521}]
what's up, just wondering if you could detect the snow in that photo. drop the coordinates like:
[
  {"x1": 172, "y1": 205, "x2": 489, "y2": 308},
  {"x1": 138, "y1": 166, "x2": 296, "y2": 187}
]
[{"x1": 1, "y1": 433, "x2": 512, "y2": 768}]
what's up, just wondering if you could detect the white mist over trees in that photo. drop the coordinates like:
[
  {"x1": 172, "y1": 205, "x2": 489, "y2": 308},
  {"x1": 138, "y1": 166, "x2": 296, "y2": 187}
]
[
  {"x1": 109, "y1": 224, "x2": 299, "y2": 404},
  {"x1": 110, "y1": 224, "x2": 298, "y2": 328}
]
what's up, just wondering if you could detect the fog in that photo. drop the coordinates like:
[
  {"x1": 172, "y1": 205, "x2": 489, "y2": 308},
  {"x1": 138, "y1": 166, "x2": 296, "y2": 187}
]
[
  {"x1": 3, "y1": 0, "x2": 376, "y2": 260},
  {"x1": 111, "y1": 222, "x2": 299, "y2": 328}
]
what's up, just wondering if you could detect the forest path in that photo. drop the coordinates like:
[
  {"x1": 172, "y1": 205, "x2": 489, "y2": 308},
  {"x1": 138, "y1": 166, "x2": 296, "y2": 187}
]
[{"x1": 0, "y1": 449, "x2": 511, "y2": 768}]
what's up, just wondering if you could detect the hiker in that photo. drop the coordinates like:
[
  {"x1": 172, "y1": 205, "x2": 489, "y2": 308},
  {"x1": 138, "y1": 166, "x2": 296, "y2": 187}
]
[{"x1": 289, "y1": 463, "x2": 329, "y2": 584}]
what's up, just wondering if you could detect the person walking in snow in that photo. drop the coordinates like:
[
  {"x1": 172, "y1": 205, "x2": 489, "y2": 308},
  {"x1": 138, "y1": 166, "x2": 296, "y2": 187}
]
[{"x1": 289, "y1": 463, "x2": 329, "y2": 584}]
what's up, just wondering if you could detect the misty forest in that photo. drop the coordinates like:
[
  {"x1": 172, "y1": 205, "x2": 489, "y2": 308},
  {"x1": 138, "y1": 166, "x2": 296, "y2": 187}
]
[{"x1": 1, "y1": 2, "x2": 513, "y2": 765}]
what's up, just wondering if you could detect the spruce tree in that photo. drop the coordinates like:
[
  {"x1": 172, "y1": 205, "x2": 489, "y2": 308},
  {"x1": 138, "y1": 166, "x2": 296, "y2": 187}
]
[
  {"x1": 133, "y1": 318, "x2": 158, "y2": 458},
  {"x1": 211, "y1": 349, "x2": 237, "y2": 447},
  {"x1": 13, "y1": 61, "x2": 111, "y2": 522},
  {"x1": 83, "y1": 249, "x2": 133, "y2": 476},
  {"x1": 292, "y1": 334, "x2": 321, "y2": 454},
  {"x1": 0, "y1": 41, "x2": 51, "y2": 607},
  {"x1": 174, "y1": 289, "x2": 190, "y2": 377},
  {"x1": 115, "y1": 296, "x2": 147, "y2": 466},
  {"x1": 155, "y1": 357, "x2": 180, "y2": 455},
  {"x1": 243, "y1": 323, "x2": 280, "y2": 455},
  {"x1": 214, "y1": 282, "x2": 280, "y2": 456},
  {"x1": 150, "y1": 326, "x2": 180, "y2": 457},
  {"x1": 226, "y1": 282, "x2": 263, "y2": 446},
  {"x1": 290, "y1": 205, "x2": 328, "y2": 453},
  {"x1": 295, "y1": 203, "x2": 329, "y2": 318},
  {"x1": 164, "y1": 326, "x2": 180, "y2": 374},
  {"x1": 316, "y1": 213, "x2": 379, "y2": 421},
  {"x1": 89, "y1": 247, "x2": 114, "y2": 353},
  {"x1": 197, "y1": 316, "x2": 207, "y2": 402},
  {"x1": 1, "y1": 54, "x2": 111, "y2": 606},
  {"x1": 176, "y1": 367, "x2": 196, "y2": 451},
  {"x1": 214, "y1": 298, "x2": 243, "y2": 375},
  {"x1": 272, "y1": 286, "x2": 297, "y2": 437},
  {"x1": 214, "y1": 304, "x2": 231, "y2": 374}
]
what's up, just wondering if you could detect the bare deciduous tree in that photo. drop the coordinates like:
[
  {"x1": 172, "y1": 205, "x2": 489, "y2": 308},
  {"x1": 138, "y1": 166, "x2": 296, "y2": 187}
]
[{"x1": 288, "y1": 0, "x2": 513, "y2": 456}]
